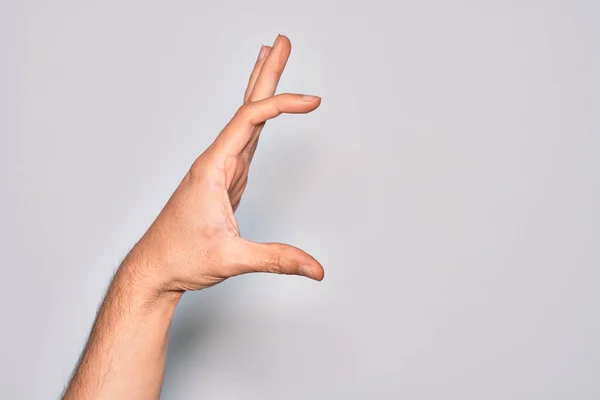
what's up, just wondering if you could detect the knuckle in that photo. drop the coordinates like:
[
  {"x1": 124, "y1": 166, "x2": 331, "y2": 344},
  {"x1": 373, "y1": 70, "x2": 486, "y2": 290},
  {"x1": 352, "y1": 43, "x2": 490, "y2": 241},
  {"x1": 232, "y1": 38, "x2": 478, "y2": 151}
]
[
  {"x1": 263, "y1": 250, "x2": 283, "y2": 274},
  {"x1": 187, "y1": 160, "x2": 208, "y2": 182},
  {"x1": 236, "y1": 103, "x2": 255, "y2": 125},
  {"x1": 186, "y1": 151, "x2": 216, "y2": 183},
  {"x1": 272, "y1": 100, "x2": 282, "y2": 114}
]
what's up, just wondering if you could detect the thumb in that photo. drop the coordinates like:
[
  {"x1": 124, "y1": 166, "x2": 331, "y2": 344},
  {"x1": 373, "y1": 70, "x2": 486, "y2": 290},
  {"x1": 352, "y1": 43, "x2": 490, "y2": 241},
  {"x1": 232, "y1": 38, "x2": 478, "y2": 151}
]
[{"x1": 230, "y1": 239, "x2": 324, "y2": 281}]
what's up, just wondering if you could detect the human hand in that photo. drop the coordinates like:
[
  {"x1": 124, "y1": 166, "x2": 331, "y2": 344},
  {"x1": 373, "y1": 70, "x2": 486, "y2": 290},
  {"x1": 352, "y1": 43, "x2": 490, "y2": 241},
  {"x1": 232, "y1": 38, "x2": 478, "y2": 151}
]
[{"x1": 123, "y1": 35, "x2": 324, "y2": 296}]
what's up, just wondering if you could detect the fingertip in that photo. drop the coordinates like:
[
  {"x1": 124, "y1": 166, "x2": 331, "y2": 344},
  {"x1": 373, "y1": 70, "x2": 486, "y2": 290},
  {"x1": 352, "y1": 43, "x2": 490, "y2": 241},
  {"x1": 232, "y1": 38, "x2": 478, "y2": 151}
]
[
  {"x1": 273, "y1": 34, "x2": 292, "y2": 55},
  {"x1": 301, "y1": 95, "x2": 321, "y2": 102},
  {"x1": 314, "y1": 265, "x2": 325, "y2": 281},
  {"x1": 298, "y1": 264, "x2": 325, "y2": 281},
  {"x1": 260, "y1": 45, "x2": 273, "y2": 64},
  {"x1": 257, "y1": 46, "x2": 267, "y2": 61},
  {"x1": 301, "y1": 95, "x2": 322, "y2": 112},
  {"x1": 275, "y1": 34, "x2": 291, "y2": 46},
  {"x1": 301, "y1": 95, "x2": 322, "y2": 109}
]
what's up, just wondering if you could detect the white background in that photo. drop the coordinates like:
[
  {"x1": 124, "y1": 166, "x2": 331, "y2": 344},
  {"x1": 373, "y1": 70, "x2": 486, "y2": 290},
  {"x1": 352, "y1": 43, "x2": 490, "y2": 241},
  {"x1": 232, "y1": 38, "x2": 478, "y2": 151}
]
[{"x1": 1, "y1": 1, "x2": 599, "y2": 398}]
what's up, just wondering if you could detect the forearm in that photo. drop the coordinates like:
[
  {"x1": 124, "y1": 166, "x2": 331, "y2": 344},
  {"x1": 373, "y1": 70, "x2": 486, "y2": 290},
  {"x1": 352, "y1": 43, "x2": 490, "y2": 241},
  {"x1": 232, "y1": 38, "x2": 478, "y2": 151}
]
[{"x1": 63, "y1": 261, "x2": 182, "y2": 400}]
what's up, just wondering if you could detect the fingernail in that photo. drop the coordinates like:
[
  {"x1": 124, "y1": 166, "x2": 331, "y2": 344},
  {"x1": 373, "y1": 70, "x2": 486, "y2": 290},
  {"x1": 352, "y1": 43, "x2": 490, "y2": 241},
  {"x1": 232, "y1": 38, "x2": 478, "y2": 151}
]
[
  {"x1": 273, "y1": 34, "x2": 282, "y2": 48},
  {"x1": 299, "y1": 265, "x2": 315, "y2": 279},
  {"x1": 257, "y1": 46, "x2": 267, "y2": 61},
  {"x1": 301, "y1": 95, "x2": 321, "y2": 102}
]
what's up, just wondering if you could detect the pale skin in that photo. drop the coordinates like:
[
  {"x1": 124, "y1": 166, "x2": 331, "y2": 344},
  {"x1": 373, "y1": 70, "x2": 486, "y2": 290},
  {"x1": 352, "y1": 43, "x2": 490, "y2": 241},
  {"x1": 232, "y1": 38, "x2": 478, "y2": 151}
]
[{"x1": 62, "y1": 34, "x2": 324, "y2": 400}]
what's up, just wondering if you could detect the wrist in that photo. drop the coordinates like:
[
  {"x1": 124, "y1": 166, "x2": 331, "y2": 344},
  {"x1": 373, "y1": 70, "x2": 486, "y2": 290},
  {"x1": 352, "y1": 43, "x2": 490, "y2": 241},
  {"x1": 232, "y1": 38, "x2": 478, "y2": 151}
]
[{"x1": 115, "y1": 259, "x2": 183, "y2": 312}]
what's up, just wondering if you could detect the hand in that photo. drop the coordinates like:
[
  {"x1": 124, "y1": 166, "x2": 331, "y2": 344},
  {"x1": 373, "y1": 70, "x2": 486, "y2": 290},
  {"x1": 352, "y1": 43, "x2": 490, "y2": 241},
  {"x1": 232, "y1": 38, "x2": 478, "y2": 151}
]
[{"x1": 124, "y1": 35, "x2": 324, "y2": 296}]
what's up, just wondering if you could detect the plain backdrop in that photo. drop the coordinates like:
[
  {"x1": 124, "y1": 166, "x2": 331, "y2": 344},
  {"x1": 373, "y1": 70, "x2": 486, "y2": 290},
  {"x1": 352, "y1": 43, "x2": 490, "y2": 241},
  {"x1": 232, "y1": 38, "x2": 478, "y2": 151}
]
[{"x1": 1, "y1": 1, "x2": 599, "y2": 399}]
